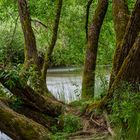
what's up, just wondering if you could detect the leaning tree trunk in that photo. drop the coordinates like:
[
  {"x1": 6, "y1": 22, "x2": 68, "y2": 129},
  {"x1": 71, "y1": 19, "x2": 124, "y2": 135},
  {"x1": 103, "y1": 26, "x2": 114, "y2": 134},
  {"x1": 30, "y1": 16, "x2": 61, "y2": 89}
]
[
  {"x1": 86, "y1": 36, "x2": 140, "y2": 114},
  {"x1": 0, "y1": 97, "x2": 57, "y2": 131},
  {"x1": 109, "y1": 0, "x2": 129, "y2": 87},
  {"x1": 99, "y1": 35, "x2": 140, "y2": 109},
  {"x1": 82, "y1": 0, "x2": 108, "y2": 98},
  {"x1": 18, "y1": 0, "x2": 39, "y2": 68},
  {"x1": 42, "y1": 0, "x2": 63, "y2": 87},
  {"x1": 109, "y1": 0, "x2": 140, "y2": 88},
  {"x1": 0, "y1": 100, "x2": 51, "y2": 140},
  {"x1": 85, "y1": 0, "x2": 140, "y2": 114},
  {"x1": 0, "y1": 73, "x2": 64, "y2": 117}
]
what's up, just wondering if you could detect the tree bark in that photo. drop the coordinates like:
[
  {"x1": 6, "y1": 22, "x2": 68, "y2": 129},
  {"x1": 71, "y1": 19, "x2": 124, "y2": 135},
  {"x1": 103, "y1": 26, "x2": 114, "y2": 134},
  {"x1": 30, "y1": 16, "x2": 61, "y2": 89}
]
[
  {"x1": 85, "y1": 0, "x2": 93, "y2": 40},
  {"x1": 42, "y1": 0, "x2": 63, "y2": 86},
  {"x1": 0, "y1": 75, "x2": 64, "y2": 117},
  {"x1": 82, "y1": 0, "x2": 108, "y2": 98},
  {"x1": 100, "y1": 35, "x2": 140, "y2": 108},
  {"x1": 15, "y1": 104, "x2": 57, "y2": 131},
  {"x1": 0, "y1": 100, "x2": 51, "y2": 140},
  {"x1": 112, "y1": 0, "x2": 129, "y2": 44},
  {"x1": 18, "y1": 0, "x2": 39, "y2": 68},
  {"x1": 87, "y1": 36, "x2": 140, "y2": 113},
  {"x1": 109, "y1": 0, "x2": 140, "y2": 87}
]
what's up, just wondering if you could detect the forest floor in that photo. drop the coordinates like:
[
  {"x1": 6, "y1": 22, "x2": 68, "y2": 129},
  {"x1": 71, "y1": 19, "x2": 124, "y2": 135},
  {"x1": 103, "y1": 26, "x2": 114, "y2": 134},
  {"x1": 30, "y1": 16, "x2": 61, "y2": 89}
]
[
  {"x1": 68, "y1": 115, "x2": 113, "y2": 140},
  {"x1": 54, "y1": 111, "x2": 114, "y2": 140}
]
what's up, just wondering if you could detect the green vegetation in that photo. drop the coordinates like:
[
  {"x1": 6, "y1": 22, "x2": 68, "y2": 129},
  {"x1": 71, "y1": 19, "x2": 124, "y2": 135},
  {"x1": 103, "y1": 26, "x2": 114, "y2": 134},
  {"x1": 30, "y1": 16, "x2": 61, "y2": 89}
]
[
  {"x1": 0, "y1": 0, "x2": 140, "y2": 140},
  {"x1": 0, "y1": 0, "x2": 115, "y2": 67},
  {"x1": 111, "y1": 83, "x2": 140, "y2": 140}
]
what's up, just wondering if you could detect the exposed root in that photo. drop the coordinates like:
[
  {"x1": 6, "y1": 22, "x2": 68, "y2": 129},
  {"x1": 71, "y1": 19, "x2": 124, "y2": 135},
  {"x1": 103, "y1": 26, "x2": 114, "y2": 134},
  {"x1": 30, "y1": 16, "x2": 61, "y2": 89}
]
[{"x1": 103, "y1": 111, "x2": 115, "y2": 137}]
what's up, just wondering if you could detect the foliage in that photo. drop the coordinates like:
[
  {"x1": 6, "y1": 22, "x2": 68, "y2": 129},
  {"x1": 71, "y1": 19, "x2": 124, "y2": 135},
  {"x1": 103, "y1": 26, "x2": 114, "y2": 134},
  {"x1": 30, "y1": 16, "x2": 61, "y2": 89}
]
[
  {"x1": 62, "y1": 114, "x2": 82, "y2": 133},
  {"x1": 0, "y1": 0, "x2": 115, "y2": 67},
  {"x1": 111, "y1": 83, "x2": 140, "y2": 140},
  {"x1": 50, "y1": 114, "x2": 82, "y2": 139},
  {"x1": 11, "y1": 99, "x2": 23, "y2": 110},
  {"x1": 0, "y1": 23, "x2": 24, "y2": 66},
  {"x1": 0, "y1": 65, "x2": 23, "y2": 88}
]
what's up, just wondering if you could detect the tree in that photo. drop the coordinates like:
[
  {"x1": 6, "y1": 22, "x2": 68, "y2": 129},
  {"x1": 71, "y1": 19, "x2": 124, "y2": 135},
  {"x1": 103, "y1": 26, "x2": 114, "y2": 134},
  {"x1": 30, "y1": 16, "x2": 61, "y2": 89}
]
[
  {"x1": 86, "y1": 0, "x2": 140, "y2": 113},
  {"x1": 0, "y1": 100, "x2": 51, "y2": 140},
  {"x1": 0, "y1": 0, "x2": 140, "y2": 139},
  {"x1": 42, "y1": 0, "x2": 63, "y2": 85},
  {"x1": 17, "y1": 0, "x2": 63, "y2": 94},
  {"x1": 109, "y1": 0, "x2": 140, "y2": 88},
  {"x1": 82, "y1": 0, "x2": 108, "y2": 98},
  {"x1": 0, "y1": 0, "x2": 65, "y2": 139},
  {"x1": 109, "y1": 0, "x2": 129, "y2": 87},
  {"x1": 18, "y1": 0, "x2": 39, "y2": 68}
]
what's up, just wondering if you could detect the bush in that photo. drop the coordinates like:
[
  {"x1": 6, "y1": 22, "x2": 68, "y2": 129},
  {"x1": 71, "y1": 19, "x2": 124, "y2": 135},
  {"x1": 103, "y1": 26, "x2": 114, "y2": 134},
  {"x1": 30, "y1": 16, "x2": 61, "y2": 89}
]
[{"x1": 62, "y1": 114, "x2": 82, "y2": 133}]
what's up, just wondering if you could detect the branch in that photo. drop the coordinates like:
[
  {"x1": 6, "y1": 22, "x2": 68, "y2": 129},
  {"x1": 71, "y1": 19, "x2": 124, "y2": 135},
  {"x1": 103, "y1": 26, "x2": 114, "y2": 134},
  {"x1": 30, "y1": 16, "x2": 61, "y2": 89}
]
[
  {"x1": 85, "y1": 0, "x2": 93, "y2": 41},
  {"x1": 0, "y1": 72, "x2": 64, "y2": 117},
  {"x1": 0, "y1": 100, "x2": 50, "y2": 140},
  {"x1": 31, "y1": 19, "x2": 48, "y2": 30},
  {"x1": 42, "y1": 0, "x2": 63, "y2": 82}
]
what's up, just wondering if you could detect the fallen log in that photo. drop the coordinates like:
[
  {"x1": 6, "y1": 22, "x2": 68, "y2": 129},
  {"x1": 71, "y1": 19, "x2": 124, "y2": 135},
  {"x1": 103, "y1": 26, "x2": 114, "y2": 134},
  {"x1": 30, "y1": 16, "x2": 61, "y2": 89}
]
[
  {"x1": 0, "y1": 74, "x2": 64, "y2": 117},
  {"x1": 0, "y1": 100, "x2": 51, "y2": 140}
]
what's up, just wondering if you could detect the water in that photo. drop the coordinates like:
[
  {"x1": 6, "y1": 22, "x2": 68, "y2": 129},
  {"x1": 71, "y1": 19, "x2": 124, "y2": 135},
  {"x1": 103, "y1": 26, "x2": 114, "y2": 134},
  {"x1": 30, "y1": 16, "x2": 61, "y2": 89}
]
[
  {"x1": 47, "y1": 70, "x2": 82, "y2": 103},
  {"x1": 0, "y1": 132, "x2": 11, "y2": 140},
  {"x1": 47, "y1": 66, "x2": 110, "y2": 103}
]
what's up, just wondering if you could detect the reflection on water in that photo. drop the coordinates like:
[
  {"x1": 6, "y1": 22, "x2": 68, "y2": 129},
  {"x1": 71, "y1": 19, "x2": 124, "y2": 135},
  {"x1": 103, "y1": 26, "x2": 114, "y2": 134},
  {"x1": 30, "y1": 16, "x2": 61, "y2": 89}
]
[{"x1": 47, "y1": 66, "x2": 110, "y2": 103}]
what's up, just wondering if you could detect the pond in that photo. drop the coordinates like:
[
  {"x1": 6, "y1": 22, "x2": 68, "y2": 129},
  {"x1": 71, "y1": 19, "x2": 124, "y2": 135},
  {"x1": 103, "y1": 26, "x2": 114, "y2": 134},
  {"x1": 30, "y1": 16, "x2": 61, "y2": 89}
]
[{"x1": 0, "y1": 66, "x2": 111, "y2": 139}]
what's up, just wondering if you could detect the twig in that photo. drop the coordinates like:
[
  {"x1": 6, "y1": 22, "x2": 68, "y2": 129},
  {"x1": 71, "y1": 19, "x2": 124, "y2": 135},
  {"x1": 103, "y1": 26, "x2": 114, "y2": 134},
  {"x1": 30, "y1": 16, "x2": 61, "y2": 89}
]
[
  {"x1": 31, "y1": 19, "x2": 48, "y2": 30},
  {"x1": 90, "y1": 112, "x2": 101, "y2": 126},
  {"x1": 85, "y1": 0, "x2": 93, "y2": 41}
]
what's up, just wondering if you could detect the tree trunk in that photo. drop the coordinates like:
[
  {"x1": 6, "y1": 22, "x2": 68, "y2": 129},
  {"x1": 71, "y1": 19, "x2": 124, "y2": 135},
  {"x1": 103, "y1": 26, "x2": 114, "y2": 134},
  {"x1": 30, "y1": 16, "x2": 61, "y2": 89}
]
[
  {"x1": 85, "y1": 0, "x2": 93, "y2": 40},
  {"x1": 42, "y1": 0, "x2": 63, "y2": 87},
  {"x1": 18, "y1": 0, "x2": 39, "y2": 68},
  {"x1": 0, "y1": 75, "x2": 64, "y2": 117},
  {"x1": 86, "y1": 36, "x2": 140, "y2": 113},
  {"x1": 109, "y1": 0, "x2": 140, "y2": 87},
  {"x1": 82, "y1": 0, "x2": 108, "y2": 98},
  {"x1": 109, "y1": 0, "x2": 129, "y2": 87},
  {"x1": 15, "y1": 104, "x2": 57, "y2": 131},
  {"x1": 100, "y1": 35, "x2": 140, "y2": 108},
  {"x1": 112, "y1": 0, "x2": 129, "y2": 44},
  {"x1": 0, "y1": 100, "x2": 51, "y2": 140}
]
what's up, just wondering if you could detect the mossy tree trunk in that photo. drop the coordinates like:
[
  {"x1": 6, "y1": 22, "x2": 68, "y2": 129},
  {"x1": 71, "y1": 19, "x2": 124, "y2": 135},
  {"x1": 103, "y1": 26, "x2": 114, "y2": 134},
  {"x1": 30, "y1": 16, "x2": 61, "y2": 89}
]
[
  {"x1": 98, "y1": 36, "x2": 140, "y2": 109},
  {"x1": 82, "y1": 0, "x2": 108, "y2": 98},
  {"x1": 42, "y1": 0, "x2": 63, "y2": 87},
  {"x1": 86, "y1": 0, "x2": 140, "y2": 113},
  {"x1": 109, "y1": 0, "x2": 129, "y2": 87},
  {"x1": 18, "y1": 0, "x2": 39, "y2": 68},
  {"x1": 0, "y1": 100, "x2": 51, "y2": 140},
  {"x1": 0, "y1": 74, "x2": 64, "y2": 117},
  {"x1": 87, "y1": 36, "x2": 140, "y2": 113},
  {"x1": 109, "y1": 0, "x2": 140, "y2": 88}
]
